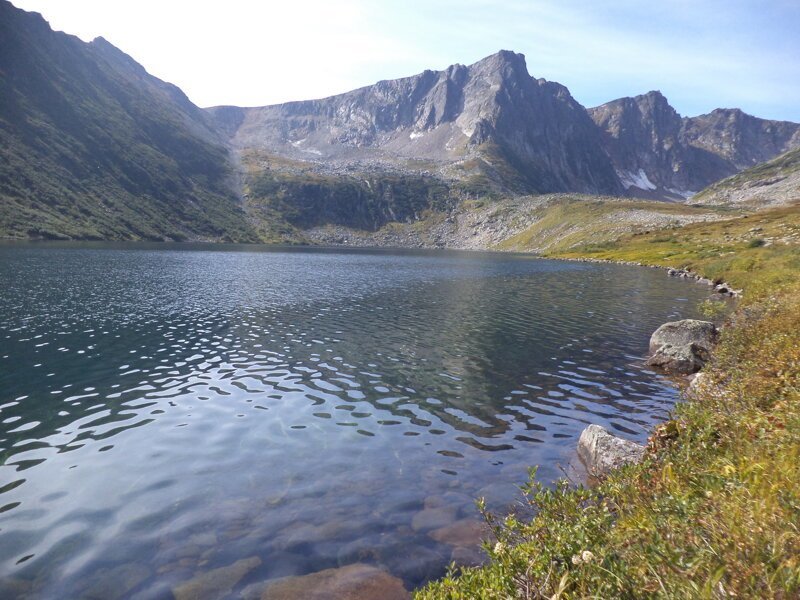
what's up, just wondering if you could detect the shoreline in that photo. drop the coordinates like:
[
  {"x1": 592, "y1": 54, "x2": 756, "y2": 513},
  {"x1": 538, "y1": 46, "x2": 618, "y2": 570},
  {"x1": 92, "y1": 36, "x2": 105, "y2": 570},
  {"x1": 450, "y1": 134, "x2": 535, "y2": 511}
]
[{"x1": 419, "y1": 210, "x2": 800, "y2": 597}]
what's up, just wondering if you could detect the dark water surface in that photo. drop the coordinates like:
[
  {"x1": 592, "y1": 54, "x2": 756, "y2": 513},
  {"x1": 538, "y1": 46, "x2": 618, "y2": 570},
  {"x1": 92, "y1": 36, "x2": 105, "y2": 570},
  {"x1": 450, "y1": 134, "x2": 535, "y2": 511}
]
[{"x1": 0, "y1": 243, "x2": 709, "y2": 597}]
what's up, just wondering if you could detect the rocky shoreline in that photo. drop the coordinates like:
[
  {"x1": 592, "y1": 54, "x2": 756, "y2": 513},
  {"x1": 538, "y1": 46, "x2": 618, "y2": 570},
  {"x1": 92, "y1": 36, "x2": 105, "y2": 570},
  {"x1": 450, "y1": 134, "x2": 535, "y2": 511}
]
[{"x1": 576, "y1": 272, "x2": 725, "y2": 478}]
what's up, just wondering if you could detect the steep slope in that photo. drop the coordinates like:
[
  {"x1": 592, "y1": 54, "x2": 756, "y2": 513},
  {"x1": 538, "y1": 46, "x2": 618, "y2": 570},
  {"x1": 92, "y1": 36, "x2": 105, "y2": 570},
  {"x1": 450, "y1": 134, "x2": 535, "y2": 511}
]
[
  {"x1": 692, "y1": 147, "x2": 800, "y2": 207},
  {"x1": 590, "y1": 92, "x2": 800, "y2": 201},
  {"x1": 209, "y1": 51, "x2": 623, "y2": 198},
  {"x1": 0, "y1": 0, "x2": 257, "y2": 241}
]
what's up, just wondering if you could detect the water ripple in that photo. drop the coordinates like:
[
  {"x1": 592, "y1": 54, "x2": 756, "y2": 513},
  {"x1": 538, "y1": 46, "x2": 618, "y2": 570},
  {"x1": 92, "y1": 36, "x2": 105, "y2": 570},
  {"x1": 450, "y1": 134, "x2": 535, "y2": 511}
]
[{"x1": 0, "y1": 244, "x2": 708, "y2": 595}]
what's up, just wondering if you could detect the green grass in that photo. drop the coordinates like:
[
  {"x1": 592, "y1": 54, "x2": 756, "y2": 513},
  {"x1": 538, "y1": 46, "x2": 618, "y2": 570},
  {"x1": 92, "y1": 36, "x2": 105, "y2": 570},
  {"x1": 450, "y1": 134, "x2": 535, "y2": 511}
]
[
  {"x1": 419, "y1": 203, "x2": 800, "y2": 599},
  {"x1": 494, "y1": 197, "x2": 730, "y2": 254},
  {"x1": 551, "y1": 203, "x2": 800, "y2": 299}
]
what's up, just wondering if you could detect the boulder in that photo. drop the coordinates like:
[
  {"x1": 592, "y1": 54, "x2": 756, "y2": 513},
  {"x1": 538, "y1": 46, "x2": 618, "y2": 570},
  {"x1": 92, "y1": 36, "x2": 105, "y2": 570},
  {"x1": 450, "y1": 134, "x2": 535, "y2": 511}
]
[
  {"x1": 259, "y1": 563, "x2": 410, "y2": 600},
  {"x1": 648, "y1": 319, "x2": 718, "y2": 355},
  {"x1": 645, "y1": 342, "x2": 710, "y2": 375},
  {"x1": 685, "y1": 372, "x2": 718, "y2": 399},
  {"x1": 647, "y1": 319, "x2": 718, "y2": 374},
  {"x1": 577, "y1": 424, "x2": 645, "y2": 478}
]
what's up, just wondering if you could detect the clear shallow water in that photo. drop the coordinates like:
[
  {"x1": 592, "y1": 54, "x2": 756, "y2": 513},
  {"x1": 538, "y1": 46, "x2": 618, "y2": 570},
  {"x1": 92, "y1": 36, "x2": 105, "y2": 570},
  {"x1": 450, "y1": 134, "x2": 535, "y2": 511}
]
[{"x1": 0, "y1": 243, "x2": 709, "y2": 597}]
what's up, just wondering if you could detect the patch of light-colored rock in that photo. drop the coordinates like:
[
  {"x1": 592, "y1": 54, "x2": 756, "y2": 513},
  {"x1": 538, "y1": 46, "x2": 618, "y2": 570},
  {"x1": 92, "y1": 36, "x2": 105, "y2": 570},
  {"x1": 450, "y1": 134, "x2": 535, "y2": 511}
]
[
  {"x1": 667, "y1": 187, "x2": 697, "y2": 199},
  {"x1": 617, "y1": 168, "x2": 657, "y2": 191}
]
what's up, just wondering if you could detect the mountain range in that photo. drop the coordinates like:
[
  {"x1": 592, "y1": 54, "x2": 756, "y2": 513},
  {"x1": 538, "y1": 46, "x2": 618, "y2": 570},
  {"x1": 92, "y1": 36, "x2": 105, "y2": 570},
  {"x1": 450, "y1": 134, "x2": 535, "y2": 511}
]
[{"x1": 1, "y1": 0, "x2": 798, "y2": 242}]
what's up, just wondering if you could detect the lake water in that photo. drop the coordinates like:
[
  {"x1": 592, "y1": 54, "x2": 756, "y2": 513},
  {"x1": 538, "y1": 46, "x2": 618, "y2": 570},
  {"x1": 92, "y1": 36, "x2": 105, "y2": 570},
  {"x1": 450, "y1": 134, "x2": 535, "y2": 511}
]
[{"x1": 0, "y1": 244, "x2": 709, "y2": 598}]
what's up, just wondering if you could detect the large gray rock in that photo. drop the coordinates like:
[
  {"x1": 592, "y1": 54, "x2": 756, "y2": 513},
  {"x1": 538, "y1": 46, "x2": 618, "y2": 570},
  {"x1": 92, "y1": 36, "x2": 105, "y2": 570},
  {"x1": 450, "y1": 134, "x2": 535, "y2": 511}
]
[
  {"x1": 577, "y1": 424, "x2": 645, "y2": 478},
  {"x1": 647, "y1": 319, "x2": 718, "y2": 374},
  {"x1": 645, "y1": 342, "x2": 710, "y2": 375},
  {"x1": 648, "y1": 319, "x2": 718, "y2": 354}
]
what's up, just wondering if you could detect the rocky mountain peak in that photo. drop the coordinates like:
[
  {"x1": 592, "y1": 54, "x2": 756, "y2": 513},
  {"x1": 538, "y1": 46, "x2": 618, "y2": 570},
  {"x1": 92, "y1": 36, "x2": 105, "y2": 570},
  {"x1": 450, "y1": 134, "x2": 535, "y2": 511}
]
[{"x1": 469, "y1": 50, "x2": 529, "y2": 79}]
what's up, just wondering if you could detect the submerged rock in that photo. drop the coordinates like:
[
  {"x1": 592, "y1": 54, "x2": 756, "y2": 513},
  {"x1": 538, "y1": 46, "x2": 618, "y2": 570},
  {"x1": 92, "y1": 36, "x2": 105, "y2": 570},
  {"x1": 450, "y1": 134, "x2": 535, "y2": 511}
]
[
  {"x1": 450, "y1": 545, "x2": 486, "y2": 568},
  {"x1": 81, "y1": 563, "x2": 151, "y2": 600},
  {"x1": 428, "y1": 519, "x2": 486, "y2": 547},
  {"x1": 172, "y1": 556, "x2": 262, "y2": 600},
  {"x1": 577, "y1": 424, "x2": 645, "y2": 477},
  {"x1": 647, "y1": 319, "x2": 718, "y2": 374},
  {"x1": 410, "y1": 506, "x2": 458, "y2": 532},
  {"x1": 259, "y1": 563, "x2": 410, "y2": 599}
]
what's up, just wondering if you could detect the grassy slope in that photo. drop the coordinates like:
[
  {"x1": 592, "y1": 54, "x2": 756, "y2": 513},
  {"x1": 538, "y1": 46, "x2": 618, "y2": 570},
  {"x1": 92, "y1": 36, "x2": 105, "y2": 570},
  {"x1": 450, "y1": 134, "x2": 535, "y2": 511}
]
[
  {"x1": 419, "y1": 204, "x2": 800, "y2": 598},
  {"x1": 0, "y1": 1, "x2": 257, "y2": 242},
  {"x1": 494, "y1": 196, "x2": 730, "y2": 253},
  {"x1": 551, "y1": 203, "x2": 800, "y2": 298}
]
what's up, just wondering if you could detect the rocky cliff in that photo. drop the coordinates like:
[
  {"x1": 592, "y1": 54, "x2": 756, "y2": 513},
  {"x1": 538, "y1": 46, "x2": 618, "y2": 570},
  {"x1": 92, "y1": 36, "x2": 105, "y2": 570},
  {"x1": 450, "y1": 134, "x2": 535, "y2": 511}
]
[
  {"x1": 589, "y1": 92, "x2": 800, "y2": 200},
  {"x1": 209, "y1": 51, "x2": 623, "y2": 197}
]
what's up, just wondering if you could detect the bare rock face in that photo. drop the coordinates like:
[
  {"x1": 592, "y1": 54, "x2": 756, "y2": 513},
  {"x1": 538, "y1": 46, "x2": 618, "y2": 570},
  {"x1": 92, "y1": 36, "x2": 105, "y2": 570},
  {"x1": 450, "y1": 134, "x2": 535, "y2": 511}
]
[
  {"x1": 589, "y1": 92, "x2": 800, "y2": 200},
  {"x1": 577, "y1": 424, "x2": 645, "y2": 477},
  {"x1": 646, "y1": 319, "x2": 718, "y2": 375},
  {"x1": 258, "y1": 563, "x2": 410, "y2": 600}
]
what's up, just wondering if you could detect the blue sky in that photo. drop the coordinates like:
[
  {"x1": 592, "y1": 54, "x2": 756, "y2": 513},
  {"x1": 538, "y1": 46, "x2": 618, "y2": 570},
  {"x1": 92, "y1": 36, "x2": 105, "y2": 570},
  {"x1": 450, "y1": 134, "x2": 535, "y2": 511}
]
[{"x1": 14, "y1": 0, "x2": 800, "y2": 121}]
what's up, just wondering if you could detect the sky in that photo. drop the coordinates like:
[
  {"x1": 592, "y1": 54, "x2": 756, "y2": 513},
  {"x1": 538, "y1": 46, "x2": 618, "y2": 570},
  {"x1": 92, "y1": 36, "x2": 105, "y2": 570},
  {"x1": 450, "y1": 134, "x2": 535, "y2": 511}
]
[{"x1": 12, "y1": 0, "x2": 800, "y2": 122}]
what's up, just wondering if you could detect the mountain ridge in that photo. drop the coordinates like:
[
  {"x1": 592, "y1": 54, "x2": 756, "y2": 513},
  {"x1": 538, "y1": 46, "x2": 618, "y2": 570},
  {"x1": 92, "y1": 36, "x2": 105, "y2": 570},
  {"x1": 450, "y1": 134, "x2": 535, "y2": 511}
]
[
  {"x1": 210, "y1": 51, "x2": 800, "y2": 203},
  {"x1": 2, "y1": 0, "x2": 799, "y2": 243}
]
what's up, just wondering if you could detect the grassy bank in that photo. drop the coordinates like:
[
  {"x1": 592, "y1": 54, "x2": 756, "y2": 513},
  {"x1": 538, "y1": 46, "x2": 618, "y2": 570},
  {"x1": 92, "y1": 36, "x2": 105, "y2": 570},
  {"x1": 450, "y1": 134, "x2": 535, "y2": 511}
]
[{"x1": 419, "y1": 204, "x2": 800, "y2": 598}]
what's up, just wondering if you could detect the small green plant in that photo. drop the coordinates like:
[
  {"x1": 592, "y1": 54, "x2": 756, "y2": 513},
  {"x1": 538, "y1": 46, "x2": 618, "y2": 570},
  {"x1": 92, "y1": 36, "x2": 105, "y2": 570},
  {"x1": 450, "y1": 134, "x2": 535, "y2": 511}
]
[
  {"x1": 747, "y1": 237, "x2": 766, "y2": 248},
  {"x1": 698, "y1": 298, "x2": 728, "y2": 319}
]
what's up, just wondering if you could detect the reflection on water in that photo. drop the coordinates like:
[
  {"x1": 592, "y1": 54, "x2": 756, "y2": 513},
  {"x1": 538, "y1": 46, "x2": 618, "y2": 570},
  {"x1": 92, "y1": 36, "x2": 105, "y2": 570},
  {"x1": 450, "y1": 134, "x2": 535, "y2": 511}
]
[{"x1": 0, "y1": 244, "x2": 707, "y2": 597}]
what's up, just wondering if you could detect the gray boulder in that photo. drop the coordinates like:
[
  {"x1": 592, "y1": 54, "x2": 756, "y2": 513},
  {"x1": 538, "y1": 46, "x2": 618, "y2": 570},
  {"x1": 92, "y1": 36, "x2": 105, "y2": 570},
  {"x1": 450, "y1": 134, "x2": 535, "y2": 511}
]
[
  {"x1": 647, "y1": 319, "x2": 718, "y2": 374},
  {"x1": 577, "y1": 424, "x2": 645, "y2": 478},
  {"x1": 648, "y1": 319, "x2": 718, "y2": 354},
  {"x1": 645, "y1": 342, "x2": 710, "y2": 374}
]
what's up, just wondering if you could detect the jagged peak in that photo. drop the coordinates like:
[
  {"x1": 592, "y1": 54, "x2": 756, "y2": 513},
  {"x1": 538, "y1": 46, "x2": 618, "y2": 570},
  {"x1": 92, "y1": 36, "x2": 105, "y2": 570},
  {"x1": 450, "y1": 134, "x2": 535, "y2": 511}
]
[{"x1": 468, "y1": 50, "x2": 529, "y2": 77}]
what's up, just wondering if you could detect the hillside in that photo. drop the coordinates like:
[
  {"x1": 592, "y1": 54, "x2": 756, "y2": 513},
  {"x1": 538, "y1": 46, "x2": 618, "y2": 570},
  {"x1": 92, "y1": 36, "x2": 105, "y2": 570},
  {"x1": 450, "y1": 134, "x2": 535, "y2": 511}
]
[
  {"x1": 0, "y1": 0, "x2": 257, "y2": 241},
  {"x1": 691, "y1": 147, "x2": 800, "y2": 208}
]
